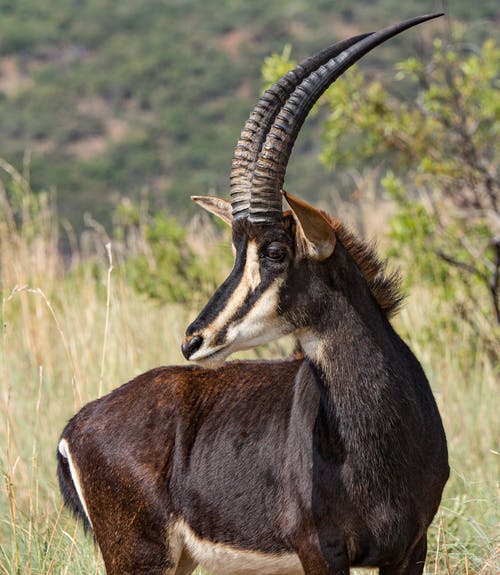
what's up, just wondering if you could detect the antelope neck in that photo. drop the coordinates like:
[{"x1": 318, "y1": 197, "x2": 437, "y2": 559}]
[{"x1": 296, "y1": 245, "x2": 406, "y2": 415}]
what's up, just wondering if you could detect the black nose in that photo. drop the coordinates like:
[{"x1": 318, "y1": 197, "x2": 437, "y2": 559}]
[{"x1": 181, "y1": 334, "x2": 203, "y2": 360}]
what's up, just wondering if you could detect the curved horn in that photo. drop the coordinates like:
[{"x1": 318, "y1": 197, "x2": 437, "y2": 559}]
[
  {"x1": 248, "y1": 13, "x2": 444, "y2": 223},
  {"x1": 230, "y1": 32, "x2": 373, "y2": 220}
]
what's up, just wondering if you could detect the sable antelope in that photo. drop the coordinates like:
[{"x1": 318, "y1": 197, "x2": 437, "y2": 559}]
[{"x1": 57, "y1": 14, "x2": 449, "y2": 575}]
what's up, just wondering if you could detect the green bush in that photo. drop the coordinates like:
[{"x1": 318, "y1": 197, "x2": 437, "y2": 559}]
[
  {"x1": 114, "y1": 203, "x2": 231, "y2": 304},
  {"x1": 323, "y1": 35, "x2": 499, "y2": 332}
]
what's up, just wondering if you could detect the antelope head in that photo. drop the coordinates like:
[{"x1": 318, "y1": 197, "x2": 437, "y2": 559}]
[{"x1": 182, "y1": 14, "x2": 441, "y2": 367}]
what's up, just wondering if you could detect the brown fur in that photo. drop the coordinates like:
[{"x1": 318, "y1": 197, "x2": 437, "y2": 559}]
[{"x1": 327, "y1": 214, "x2": 404, "y2": 318}]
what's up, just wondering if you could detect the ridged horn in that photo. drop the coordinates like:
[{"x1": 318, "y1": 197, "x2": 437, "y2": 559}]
[
  {"x1": 248, "y1": 13, "x2": 444, "y2": 223},
  {"x1": 230, "y1": 32, "x2": 373, "y2": 220}
]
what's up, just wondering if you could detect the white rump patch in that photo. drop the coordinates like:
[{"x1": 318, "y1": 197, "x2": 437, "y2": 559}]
[
  {"x1": 58, "y1": 438, "x2": 93, "y2": 528},
  {"x1": 175, "y1": 520, "x2": 304, "y2": 575}
]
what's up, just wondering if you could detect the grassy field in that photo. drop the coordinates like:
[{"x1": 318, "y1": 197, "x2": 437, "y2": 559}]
[{"x1": 0, "y1": 174, "x2": 498, "y2": 573}]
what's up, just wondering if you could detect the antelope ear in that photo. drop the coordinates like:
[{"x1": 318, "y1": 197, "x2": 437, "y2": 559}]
[
  {"x1": 283, "y1": 191, "x2": 336, "y2": 260},
  {"x1": 191, "y1": 196, "x2": 233, "y2": 226}
]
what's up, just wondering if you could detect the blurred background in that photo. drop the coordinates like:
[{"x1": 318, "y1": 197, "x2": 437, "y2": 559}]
[
  {"x1": 0, "y1": 1, "x2": 498, "y2": 574},
  {"x1": 0, "y1": 0, "x2": 496, "y2": 226}
]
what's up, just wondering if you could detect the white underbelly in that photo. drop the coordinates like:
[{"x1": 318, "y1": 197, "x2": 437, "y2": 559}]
[{"x1": 177, "y1": 521, "x2": 304, "y2": 575}]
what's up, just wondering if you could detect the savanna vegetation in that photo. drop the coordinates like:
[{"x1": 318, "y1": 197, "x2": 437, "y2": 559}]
[
  {"x1": 0, "y1": 1, "x2": 498, "y2": 574},
  {"x1": 0, "y1": 0, "x2": 496, "y2": 229},
  {"x1": 1, "y1": 159, "x2": 498, "y2": 573}
]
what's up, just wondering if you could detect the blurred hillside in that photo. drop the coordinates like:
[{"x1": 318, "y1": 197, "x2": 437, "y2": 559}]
[{"x1": 0, "y1": 0, "x2": 497, "y2": 230}]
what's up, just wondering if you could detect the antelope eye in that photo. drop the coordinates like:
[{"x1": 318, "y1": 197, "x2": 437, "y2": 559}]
[{"x1": 263, "y1": 243, "x2": 287, "y2": 262}]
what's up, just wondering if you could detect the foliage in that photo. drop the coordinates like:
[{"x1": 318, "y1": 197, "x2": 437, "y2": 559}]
[
  {"x1": 113, "y1": 201, "x2": 232, "y2": 304},
  {"x1": 0, "y1": 2, "x2": 495, "y2": 229},
  {"x1": 262, "y1": 44, "x2": 296, "y2": 91},
  {"x1": 316, "y1": 34, "x2": 499, "y2": 335},
  {"x1": 0, "y1": 161, "x2": 61, "y2": 293}
]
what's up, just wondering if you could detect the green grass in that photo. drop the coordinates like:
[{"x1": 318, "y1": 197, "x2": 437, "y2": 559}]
[{"x1": 0, "y1": 177, "x2": 498, "y2": 573}]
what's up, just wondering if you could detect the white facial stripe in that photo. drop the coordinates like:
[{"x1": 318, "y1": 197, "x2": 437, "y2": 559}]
[
  {"x1": 203, "y1": 240, "x2": 261, "y2": 340},
  {"x1": 246, "y1": 241, "x2": 261, "y2": 291},
  {"x1": 58, "y1": 439, "x2": 93, "y2": 528},
  {"x1": 175, "y1": 520, "x2": 304, "y2": 575},
  {"x1": 226, "y1": 279, "x2": 285, "y2": 347},
  {"x1": 191, "y1": 242, "x2": 289, "y2": 364},
  {"x1": 191, "y1": 281, "x2": 287, "y2": 366}
]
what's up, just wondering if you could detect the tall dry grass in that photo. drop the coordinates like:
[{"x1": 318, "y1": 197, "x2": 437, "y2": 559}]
[
  {"x1": 0, "y1": 166, "x2": 197, "y2": 573},
  {"x1": 0, "y1": 166, "x2": 498, "y2": 573}
]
